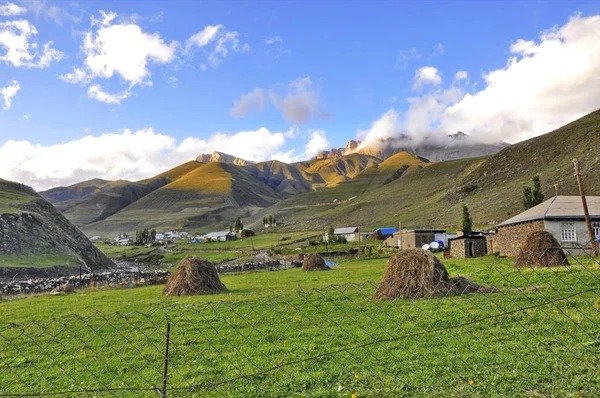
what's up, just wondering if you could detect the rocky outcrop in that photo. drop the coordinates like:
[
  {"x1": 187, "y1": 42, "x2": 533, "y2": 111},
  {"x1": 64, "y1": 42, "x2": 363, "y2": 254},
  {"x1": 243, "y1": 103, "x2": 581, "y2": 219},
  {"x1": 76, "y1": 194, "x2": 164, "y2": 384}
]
[
  {"x1": 315, "y1": 135, "x2": 507, "y2": 162},
  {"x1": 196, "y1": 151, "x2": 254, "y2": 166},
  {"x1": 0, "y1": 179, "x2": 115, "y2": 278}
]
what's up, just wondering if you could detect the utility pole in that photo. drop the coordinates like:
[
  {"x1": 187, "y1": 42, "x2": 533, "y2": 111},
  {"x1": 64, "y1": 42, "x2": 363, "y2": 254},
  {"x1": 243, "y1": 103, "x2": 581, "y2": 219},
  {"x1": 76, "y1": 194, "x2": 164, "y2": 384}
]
[
  {"x1": 357, "y1": 225, "x2": 361, "y2": 257},
  {"x1": 573, "y1": 159, "x2": 598, "y2": 257},
  {"x1": 322, "y1": 224, "x2": 327, "y2": 251}
]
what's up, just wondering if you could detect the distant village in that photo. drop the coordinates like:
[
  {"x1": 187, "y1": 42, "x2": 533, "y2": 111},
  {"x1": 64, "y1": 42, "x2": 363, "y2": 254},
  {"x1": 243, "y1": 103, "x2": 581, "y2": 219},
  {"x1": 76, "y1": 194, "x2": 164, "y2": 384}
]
[{"x1": 91, "y1": 194, "x2": 600, "y2": 260}]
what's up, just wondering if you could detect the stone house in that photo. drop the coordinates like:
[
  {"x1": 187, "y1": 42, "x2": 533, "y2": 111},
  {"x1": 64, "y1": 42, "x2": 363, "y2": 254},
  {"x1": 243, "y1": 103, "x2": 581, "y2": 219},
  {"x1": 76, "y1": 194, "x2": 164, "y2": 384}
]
[
  {"x1": 383, "y1": 229, "x2": 447, "y2": 249},
  {"x1": 448, "y1": 235, "x2": 487, "y2": 258},
  {"x1": 494, "y1": 196, "x2": 600, "y2": 256}
]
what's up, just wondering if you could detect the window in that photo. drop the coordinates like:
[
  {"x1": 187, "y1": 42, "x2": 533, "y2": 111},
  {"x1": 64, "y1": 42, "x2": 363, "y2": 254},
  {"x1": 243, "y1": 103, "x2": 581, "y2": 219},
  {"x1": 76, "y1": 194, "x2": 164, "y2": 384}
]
[
  {"x1": 421, "y1": 236, "x2": 429, "y2": 245},
  {"x1": 593, "y1": 222, "x2": 600, "y2": 240},
  {"x1": 560, "y1": 223, "x2": 576, "y2": 242}
]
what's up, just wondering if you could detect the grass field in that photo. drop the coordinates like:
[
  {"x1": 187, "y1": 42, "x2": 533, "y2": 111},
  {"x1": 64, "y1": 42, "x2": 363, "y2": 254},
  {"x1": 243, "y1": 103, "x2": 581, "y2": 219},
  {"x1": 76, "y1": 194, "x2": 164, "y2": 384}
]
[
  {"x1": 1, "y1": 254, "x2": 599, "y2": 397},
  {"x1": 0, "y1": 254, "x2": 79, "y2": 268}
]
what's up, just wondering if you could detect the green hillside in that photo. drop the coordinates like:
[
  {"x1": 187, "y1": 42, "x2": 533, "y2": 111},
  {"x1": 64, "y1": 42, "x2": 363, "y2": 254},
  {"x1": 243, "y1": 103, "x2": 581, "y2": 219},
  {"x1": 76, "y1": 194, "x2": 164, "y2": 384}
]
[
  {"x1": 40, "y1": 178, "x2": 129, "y2": 202},
  {"x1": 38, "y1": 110, "x2": 600, "y2": 236},
  {"x1": 251, "y1": 111, "x2": 600, "y2": 231},
  {"x1": 81, "y1": 163, "x2": 283, "y2": 236},
  {"x1": 0, "y1": 179, "x2": 115, "y2": 274}
]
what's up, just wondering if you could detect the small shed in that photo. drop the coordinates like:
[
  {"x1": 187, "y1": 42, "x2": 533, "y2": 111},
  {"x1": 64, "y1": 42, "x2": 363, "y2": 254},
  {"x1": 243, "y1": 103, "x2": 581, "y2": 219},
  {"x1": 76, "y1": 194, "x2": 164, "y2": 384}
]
[{"x1": 449, "y1": 235, "x2": 487, "y2": 258}]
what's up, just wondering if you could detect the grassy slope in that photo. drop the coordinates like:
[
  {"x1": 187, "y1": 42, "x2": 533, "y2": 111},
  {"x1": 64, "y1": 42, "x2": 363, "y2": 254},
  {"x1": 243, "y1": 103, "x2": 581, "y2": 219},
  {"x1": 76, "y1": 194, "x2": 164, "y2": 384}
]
[
  {"x1": 252, "y1": 111, "x2": 600, "y2": 231},
  {"x1": 81, "y1": 163, "x2": 283, "y2": 236},
  {"x1": 1, "y1": 255, "x2": 598, "y2": 396},
  {"x1": 40, "y1": 178, "x2": 130, "y2": 202}
]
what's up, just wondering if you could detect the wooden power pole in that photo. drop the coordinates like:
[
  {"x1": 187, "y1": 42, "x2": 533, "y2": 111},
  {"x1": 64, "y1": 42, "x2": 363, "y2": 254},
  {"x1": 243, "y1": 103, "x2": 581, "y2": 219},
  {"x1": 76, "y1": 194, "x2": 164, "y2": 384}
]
[{"x1": 573, "y1": 159, "x2": 598, "y2": 257}]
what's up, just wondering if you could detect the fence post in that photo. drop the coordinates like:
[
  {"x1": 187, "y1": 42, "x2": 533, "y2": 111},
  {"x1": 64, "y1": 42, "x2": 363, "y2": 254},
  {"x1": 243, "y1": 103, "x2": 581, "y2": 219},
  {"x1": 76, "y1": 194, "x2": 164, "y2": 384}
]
[{"x1": 161, "y1": 322, "x2": 171, "y2": 397}]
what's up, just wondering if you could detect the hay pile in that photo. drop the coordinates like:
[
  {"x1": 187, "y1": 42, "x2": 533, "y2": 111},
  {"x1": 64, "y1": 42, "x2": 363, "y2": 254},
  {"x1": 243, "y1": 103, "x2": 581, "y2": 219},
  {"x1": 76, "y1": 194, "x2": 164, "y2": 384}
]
[
  {"x1": 373, "y1": 249, "x2": 497, "y2": 300},
  {"x1": 514, "y1": 231, "x2": 569, "y2": 268},
  {"x1": 163, "y1": 256, "x2": 227, "y2": 296},
  {"x1": 302, "y1": 253, "x2": 330, "y2": 271}
]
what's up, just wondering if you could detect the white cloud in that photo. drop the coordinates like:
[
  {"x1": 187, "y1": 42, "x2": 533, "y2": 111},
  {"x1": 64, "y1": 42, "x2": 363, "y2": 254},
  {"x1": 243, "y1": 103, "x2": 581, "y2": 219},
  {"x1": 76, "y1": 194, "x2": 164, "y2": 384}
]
[
  {"x1": 357, "y1": 109, "x2": 400, "y2": 147},
  {"x1": 433, "y1": 43, "x2": 445, "y2": 55},
  {"x1": 87, "y1": 85, "x2": 131, "y2": 104},
  {"x1": 23, "y1": 113, "x2": 31, "y2": 119},
  {"x1": 265, "y1": 36, "x2": 282, "y2": 45},
  {"x1": 0, "y1": 19, "x2": 63, "y2": 67},
  {"x1": 20, "y1": 0, "x2": 80, "y2": 25},
  {"x1": 1, "y1": 80, "x2": 20, "y2": 109},
  {"x1": 436, "y1": 14, "x2": 600, "y2": 143},
  {"x1": 61, "y1": 11, "x2": 177, "y2": 103},
  {"x1": 208, "y1": 31, "x2": 249, "y2": 67},
  {"x1": 303, "y1": 130, "x2": 329, "y2": 158},
  {"x1": 185, "y1": 24, "x2": 222, "y2": 52},
  {"x1": 0, "y1": 127, "x2": 293, "y2": 190},
  {"x1": 167, "y1": 76, "x2": 179, "y2": 88},
  {"x1": 412, "y1": 66, "x2": 442, "y2": 90},
  {"x1": 454, "y1": 71, "x2": 468, "y2": 81},
  {"x1": 231, "y1": 77, "x2": 324, "y2": 124},
  {"x1": 0, "y1": 2, "x2": 26, "y2": 16},
  {"x1": 270, "y1": 76, "x2": 320, "y2": 124},
  {"x1": 185, "y1": 25, "x2": 249, "y2": 68},
  {"x1": 176, "y1": 128, "x2": 285, "y2": 163},
  {"x1": 230, "y1": 88, "x2": 267, "y2": 117}
]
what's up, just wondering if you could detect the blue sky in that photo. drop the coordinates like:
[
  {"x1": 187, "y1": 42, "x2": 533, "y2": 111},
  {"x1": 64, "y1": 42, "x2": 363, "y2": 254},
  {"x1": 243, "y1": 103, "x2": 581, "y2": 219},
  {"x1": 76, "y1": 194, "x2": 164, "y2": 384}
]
[{"x1": 2, "y1": 0, "x2": 600, "y2": 189}]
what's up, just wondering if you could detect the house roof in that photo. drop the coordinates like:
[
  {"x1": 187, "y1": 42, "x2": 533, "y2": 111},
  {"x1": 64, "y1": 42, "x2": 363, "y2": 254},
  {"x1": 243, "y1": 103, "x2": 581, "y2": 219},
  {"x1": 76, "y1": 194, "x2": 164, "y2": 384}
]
[
  {"x1": 334, "y1": 227, "x2": 359, "y2": 234},
  {"x1": 205, "y1": 231, "x2": 233, "y2": 237},
  {"x1": 376, "y1": 228, "x2": 398, "y2": 235},
  {"x1": 499, "y1": 196, "x2": 600, "y2": 226},
  {"x1": 410, "y1": 229, "x2": 446, "y2": 233}
]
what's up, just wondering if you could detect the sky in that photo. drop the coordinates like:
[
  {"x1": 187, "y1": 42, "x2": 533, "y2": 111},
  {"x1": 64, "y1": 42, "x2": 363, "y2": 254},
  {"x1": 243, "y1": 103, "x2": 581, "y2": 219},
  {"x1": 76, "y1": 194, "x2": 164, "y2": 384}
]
[{"x1": 1, "y1": 0, "x2": 600, "y2": 190}]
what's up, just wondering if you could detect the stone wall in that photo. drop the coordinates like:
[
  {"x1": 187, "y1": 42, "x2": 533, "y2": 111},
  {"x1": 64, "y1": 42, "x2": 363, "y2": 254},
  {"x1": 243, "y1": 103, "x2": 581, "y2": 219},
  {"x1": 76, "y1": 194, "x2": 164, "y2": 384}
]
[
  {"x1": 494, "y1": 220, "x2": 545, "y2": 257},
  {"x1": 449, "y1": 239, "x2": 465, "y2": 258},
  {"x1": 449, "y1": 238, "x2": 487, "y2": 258}
]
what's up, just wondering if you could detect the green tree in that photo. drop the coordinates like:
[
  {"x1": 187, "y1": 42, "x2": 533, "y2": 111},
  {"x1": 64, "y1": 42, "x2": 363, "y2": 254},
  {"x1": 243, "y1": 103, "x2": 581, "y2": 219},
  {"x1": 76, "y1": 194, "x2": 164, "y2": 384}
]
[
  {"x1": 234, "y1": 217, "x2": 244, "y2": 232},
  {"x1": 531, "y1": 175, "x2": 544, "y2": 206},
  {"x1": 523, "y1": 175, "x2": 544, "y2": 209},
  {"x1": 461, "y1": 205, "x2": 473, "y2": 235},
  {"x1": 327, "y1": 225, "x2": 335, "y2": 240},
  {"x1": 523, "y1": 186, "x2": 533, "y2": 210},
  {"x1": 150, "y1": 229, "x2": 156, "y2": 241}
]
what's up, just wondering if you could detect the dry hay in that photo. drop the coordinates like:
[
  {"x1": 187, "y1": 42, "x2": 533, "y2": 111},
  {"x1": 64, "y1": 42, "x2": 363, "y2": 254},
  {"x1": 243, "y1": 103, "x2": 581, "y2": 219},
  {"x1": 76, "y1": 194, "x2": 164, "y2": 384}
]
[
  {"x1": 373, "y1": 249, "x2": 497, "y2": 300},
  {"x1": 163, "y1": 256, "x2": 227, "y2": 296},
  {"x1": 302, "y1": 253, "x2": 330, "y2": 271},
  {"x1": 514, "y1": 231, "x2": 569, "y2": 268}
]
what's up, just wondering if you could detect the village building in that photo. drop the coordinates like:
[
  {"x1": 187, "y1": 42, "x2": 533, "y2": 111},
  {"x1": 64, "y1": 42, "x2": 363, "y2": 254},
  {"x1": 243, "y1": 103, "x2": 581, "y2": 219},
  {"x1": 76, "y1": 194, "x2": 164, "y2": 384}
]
[
  {"x1": 205, "y1": 231, "x2": 236, "y2": 242},
  {"x1": 383, "y1": 229, "x2": 447, "y2": 248},
  {"x1": 325, "y1": 227, "x2": 360, "y2": 242},
  {"x1": 448, "y1": 235, "x2": 488, "y2": 258},
  {"x1": 493, "y1": 196, "x2": 600, "y2": 256},
  {"x1": 371, "y1": 228, "x2": 398, "y2": 240}
]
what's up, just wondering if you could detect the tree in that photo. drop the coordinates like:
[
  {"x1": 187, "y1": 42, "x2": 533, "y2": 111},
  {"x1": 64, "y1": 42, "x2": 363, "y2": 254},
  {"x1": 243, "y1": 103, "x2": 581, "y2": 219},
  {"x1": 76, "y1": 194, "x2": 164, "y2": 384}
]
[
  {"x1": 461, "y1": 205, "x2": 473, "y2": 235},
  {"x1": 523, "y1": 175, "x2": 544, "y2": 210},
  {"x1": 327, "y1": 225, "x2": 335, "y2": 241},
  {"x1": 523, "y1": 186, "x2": 533, "y2": 210},
  {"x1": 532, "y1": 175, "x2": 544, "y2": 206},
  {"x1": 150, "y1": 229, "x2": 156, "y2": 241},
  {"x1": 234, "y1": 217, "x2": 243, "y2": 232}
]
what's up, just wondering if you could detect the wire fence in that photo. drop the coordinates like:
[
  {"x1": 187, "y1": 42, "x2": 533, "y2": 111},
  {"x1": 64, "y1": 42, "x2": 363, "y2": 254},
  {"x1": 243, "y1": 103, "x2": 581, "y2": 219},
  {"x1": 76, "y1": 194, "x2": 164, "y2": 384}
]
[{"x1": 1, "y1": 244, "x2": 599, "y2": 397}]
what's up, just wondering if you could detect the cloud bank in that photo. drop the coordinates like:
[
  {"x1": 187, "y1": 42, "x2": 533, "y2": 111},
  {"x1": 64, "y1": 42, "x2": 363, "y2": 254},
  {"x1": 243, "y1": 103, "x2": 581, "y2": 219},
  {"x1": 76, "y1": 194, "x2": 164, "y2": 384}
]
[
  {"x1": 0, "y1": 127, "x2": 317, "y2": 190},
  {"x1": 362, "y1": 14, "x2": 600, "y2": 146}
]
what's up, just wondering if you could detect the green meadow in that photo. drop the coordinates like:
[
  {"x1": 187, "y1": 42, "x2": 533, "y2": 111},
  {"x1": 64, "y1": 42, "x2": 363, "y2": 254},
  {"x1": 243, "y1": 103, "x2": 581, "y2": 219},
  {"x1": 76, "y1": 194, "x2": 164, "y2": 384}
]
[{"x1": 1, "y1": 255, "x2": 599, "y2": 397}]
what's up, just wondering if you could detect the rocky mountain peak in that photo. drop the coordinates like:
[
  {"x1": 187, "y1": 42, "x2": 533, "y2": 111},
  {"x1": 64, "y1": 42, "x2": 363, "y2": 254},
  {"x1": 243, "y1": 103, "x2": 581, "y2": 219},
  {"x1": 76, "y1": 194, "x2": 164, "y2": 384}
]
[{"x1": 196, "y1": 152, "x2": 254, "y2": 166}]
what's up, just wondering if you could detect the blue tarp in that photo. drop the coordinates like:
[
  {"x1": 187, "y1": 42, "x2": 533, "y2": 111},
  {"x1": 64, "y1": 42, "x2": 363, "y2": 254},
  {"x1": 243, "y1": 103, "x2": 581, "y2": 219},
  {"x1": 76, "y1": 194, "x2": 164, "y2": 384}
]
[
  {"x1": 376, "y1": 228, "x2": 398, "y2": 236},
  {"x1": 325, "y1": 260, "x2": 338, "y2": 267}
]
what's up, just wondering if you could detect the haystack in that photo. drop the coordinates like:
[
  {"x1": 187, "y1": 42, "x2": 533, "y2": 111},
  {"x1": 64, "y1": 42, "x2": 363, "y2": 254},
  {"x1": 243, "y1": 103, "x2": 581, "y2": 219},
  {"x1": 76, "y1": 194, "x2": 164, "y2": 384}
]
[
  {"x1": 513, "y1": 231, "x2": 569, "y2": 268},
  {"x1": 302, "y1": 253, "x2": 330, "y2": 271},
  {"x1": 163, "y1": 256, "x2": 227, "y2": 296},
  {"x1": 373, "y1": 249, "x2": 497, "y2": 300}
]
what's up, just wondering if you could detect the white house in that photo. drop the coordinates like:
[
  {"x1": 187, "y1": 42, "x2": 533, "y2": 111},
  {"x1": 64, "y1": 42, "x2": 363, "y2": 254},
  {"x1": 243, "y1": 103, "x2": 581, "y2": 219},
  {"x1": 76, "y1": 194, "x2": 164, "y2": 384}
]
[
  {"x1": 90, "y1": 236, "x2": 101, "y2": 241},
  {"x1": 330, "y1": 227, "x2": 359, "y2": 242},
  {"x1": 205, "y1": 231, "x2": 236, "y2": 242},
  {"x1": 155, "y1": 233, "x2": 165, "y2": 241},
  {"x1": 495, "y1": 196, "x2": 600, "y2": 256}
]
